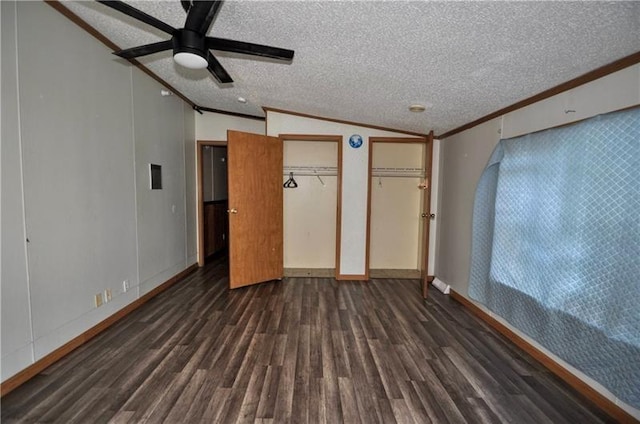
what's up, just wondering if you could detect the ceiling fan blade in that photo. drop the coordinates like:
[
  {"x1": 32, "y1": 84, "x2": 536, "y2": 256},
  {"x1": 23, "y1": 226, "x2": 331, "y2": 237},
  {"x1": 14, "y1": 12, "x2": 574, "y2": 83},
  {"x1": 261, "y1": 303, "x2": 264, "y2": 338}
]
[
  {"x1": 97, "y1": 1, "x2": 175, "y2": 35},
  {"x1": 206, "y1": 37, "x2": 294, "y2": 61},
  {"x1": 113, "y1": 40, "x2": 173, "y2": 59},
  {"x1": 184, "y1": 1, "x2": 223, "y2": 34},
  {"x1": 207, "y1": 53, "x2": 233, "y2": 84},
  {"x1": 181, "y1": 1, "x2": 191, "y2": 13}
]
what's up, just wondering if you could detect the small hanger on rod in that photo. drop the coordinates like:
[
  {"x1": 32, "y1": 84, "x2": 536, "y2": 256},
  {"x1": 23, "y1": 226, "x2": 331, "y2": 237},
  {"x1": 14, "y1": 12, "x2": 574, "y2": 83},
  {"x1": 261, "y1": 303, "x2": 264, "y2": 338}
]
[{"x1": 283, "y1": 172, "x2": 298, "y2": 188}]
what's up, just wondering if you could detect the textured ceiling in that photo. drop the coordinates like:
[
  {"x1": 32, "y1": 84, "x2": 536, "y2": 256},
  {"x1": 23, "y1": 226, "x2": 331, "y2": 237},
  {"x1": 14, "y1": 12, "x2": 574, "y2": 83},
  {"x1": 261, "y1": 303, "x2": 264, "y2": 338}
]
[{"x1": 62, "y1": 1, "x2": 640, "y2": 135}]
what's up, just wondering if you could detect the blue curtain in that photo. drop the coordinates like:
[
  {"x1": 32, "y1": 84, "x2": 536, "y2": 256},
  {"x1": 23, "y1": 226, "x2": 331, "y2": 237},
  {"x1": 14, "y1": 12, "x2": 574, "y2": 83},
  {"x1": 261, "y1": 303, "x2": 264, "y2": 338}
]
[{"x1": 469, "y1": 107, "x2": 640, "y2": 408}]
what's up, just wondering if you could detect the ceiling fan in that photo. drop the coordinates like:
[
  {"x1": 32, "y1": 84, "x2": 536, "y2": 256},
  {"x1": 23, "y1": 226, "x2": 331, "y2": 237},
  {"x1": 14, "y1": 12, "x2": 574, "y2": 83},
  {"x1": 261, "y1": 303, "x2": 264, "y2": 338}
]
[{"x1": 97, "y1": 0, "x2": 294, "y2": 84}]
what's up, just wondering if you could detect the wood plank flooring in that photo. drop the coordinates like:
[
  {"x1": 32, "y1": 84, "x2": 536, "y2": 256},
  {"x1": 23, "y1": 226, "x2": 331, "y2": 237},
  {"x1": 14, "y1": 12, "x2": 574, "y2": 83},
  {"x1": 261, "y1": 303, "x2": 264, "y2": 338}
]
[{"x1": 1, "y1": 256, "x2": 616, "y2": 423}]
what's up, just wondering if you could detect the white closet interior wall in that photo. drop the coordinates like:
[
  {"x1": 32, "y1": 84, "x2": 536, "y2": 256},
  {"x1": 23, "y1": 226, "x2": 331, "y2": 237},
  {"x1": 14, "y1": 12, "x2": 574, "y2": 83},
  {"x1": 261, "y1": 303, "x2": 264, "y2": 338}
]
[
  {"x1": 283, "y1": 140, "x2": 338, "y2": 269},
  {"x1": 370, "y1": 142, "x2": 425, "y2": 270}
]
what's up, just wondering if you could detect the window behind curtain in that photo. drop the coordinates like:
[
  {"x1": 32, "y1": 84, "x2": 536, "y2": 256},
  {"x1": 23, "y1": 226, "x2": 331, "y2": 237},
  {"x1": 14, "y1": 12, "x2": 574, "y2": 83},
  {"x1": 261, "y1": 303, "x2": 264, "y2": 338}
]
[{"x1": 469, "y1": 107, "x2": 640, "y2": 408}]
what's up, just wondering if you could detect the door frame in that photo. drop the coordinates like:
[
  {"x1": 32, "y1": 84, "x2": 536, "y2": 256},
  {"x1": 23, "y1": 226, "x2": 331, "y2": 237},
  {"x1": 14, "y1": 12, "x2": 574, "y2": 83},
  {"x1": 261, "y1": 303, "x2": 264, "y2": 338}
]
[
  {"x1": 367, "y1": 132, "x2": 434, "y2": 295},
  {"x1": 196, "y1": 139, "x2": 227, "y2": 267},
  {"x1": 279, "y1": 134, "x2": 343, "y2": 279}
]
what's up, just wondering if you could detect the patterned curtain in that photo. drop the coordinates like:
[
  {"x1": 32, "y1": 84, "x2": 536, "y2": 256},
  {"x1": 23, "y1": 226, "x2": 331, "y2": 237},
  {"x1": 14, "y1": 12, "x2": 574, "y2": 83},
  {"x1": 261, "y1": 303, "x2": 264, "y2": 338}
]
[{"x1": 469, "y1": 107, "x2": 640, "y2": 408}]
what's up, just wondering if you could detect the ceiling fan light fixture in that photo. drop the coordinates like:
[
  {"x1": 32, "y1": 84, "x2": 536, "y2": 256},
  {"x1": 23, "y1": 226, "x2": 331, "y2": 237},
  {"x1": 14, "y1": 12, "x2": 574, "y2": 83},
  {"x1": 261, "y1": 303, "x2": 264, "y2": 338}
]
[
  {"x1": 173, "y1": 28, "x2": 208, "y2": 69},
  {"x1": 99, "y1": 2, "x2": 294, "y2": 83},
  {"x1": 174, "y1": 51, "x2": 208, "y2": 69}
]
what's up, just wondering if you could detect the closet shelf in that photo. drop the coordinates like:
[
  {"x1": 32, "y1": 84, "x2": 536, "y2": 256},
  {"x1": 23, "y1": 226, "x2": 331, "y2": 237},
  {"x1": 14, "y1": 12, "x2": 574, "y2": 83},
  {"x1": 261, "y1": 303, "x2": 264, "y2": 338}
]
[
  {"x1": 283, "y1": 166, "x2": 425, "y2": 178},
  {"x1": 372, "y1": 167, "x2": 424, "y2": 178},
  {"x1": 283, "y1": 165, "x2": 338, "y2": 176}
]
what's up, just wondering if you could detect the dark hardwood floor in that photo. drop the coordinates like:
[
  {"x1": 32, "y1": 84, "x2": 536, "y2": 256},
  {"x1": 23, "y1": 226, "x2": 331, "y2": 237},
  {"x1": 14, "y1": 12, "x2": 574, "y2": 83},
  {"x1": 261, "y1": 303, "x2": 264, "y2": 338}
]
[{"x1": 2, "y1": 257, "x2": 616, "y2": 423}]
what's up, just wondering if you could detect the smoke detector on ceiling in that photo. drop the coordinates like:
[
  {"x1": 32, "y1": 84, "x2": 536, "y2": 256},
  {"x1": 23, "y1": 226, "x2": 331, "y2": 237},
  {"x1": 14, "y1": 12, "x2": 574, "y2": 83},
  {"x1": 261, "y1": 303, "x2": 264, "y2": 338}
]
[{"x1": 409, "y1": 104, "x2": 427, "y2": 113}]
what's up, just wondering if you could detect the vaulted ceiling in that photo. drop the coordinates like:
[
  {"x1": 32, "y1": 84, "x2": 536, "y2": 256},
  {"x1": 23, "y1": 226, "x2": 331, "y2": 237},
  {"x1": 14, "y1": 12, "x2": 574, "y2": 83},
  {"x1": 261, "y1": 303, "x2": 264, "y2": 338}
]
[{"x1": 60, "y1": 1, "x2": 640, "y2": 136}]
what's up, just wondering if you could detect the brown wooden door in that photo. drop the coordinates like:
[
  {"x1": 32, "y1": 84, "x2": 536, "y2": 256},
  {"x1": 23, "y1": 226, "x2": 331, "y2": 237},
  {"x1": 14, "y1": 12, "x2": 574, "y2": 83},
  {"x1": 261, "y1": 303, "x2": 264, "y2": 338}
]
[
  {"x1": 227, "y1": 130, "x2": 283, "y2": 289},
  {"x1": 420, "y1": 131, "x2": 434, "y2": 298}
]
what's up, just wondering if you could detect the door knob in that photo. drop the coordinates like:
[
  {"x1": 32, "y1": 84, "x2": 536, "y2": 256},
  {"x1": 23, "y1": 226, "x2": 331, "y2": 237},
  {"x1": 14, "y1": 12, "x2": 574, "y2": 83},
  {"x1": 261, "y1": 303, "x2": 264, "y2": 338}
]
[{"x1": 228, "y1": 208, "x2": 238, "y2": 214}]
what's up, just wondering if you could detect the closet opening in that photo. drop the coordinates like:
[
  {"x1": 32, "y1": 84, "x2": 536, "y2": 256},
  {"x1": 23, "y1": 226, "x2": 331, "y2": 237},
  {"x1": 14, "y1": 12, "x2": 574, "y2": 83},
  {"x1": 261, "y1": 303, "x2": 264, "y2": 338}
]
[
  {"x1": 280, "y1": 135, "x2": 343, "y2": 278},
  {"x1": 367, "y1": 136, "x2": 433, "y2": 295}
]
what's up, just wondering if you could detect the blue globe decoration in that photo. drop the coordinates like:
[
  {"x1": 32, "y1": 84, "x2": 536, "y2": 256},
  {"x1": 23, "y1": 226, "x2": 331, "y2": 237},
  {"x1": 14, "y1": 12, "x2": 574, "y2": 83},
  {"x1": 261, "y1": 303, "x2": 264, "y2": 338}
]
[{"x1": 349, "y1": 134, "x2": 363, "y2": 148}]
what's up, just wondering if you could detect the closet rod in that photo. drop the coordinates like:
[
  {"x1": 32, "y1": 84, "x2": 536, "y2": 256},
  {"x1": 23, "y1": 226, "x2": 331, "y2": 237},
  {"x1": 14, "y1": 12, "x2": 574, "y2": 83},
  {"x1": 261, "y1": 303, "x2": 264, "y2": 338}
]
[
  {"x1": 283, "y1": 165, "x2": 337, "y2": 177},
  {"x1": 284, "y1": 166, "x2": 337, "y2": 170},
  {"x1": 283, "y1": 166, "x2": 424, "y2": 177},
  {"x1": 372, "y1": 174, "x2": 425, "y2": 178},
  {"x1": 283, "y1": 172, "x2": 338, "y2": 177},
  {"x1": 371, "y1": 166, "x2": 424, "y2": 178}
]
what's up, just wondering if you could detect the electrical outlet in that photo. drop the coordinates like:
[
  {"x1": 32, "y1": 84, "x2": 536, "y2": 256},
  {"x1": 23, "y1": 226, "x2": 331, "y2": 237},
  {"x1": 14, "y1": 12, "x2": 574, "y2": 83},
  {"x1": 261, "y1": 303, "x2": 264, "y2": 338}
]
[
  {"x1": 123, "y1": 280, "x2": 130, "y2": 292},
  {"x1": 94, "y1": 293, "x2": 103, "y2": 307},
  {"x1": 104, "y1": 289, "x2": 112, "y2": 302}
]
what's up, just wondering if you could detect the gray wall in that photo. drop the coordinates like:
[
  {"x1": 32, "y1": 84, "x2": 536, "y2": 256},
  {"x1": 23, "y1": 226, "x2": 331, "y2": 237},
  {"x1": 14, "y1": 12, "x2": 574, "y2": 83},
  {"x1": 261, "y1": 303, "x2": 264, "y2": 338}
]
[
  {"x1": 202, "y1": 147, "x2": 215, "y2": 202},
  {"x1": 202, "y1": 146, "x2": 228, "y2": 202},
  {"x1": 184, "y1": 104, "x2": 197, "y2": 266},
  {"x1": 2, "y1": 0, "x2": 34, "y2": 375},
  {"x1": 436, "y1": 118, "x2": 501, "y2": 291},
  {"x1": 1, "y1": 2, "x2": 196, "y2": 380},
  {"x1": 211, "y1": 146, "x2": 228, "y2": 201}
]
